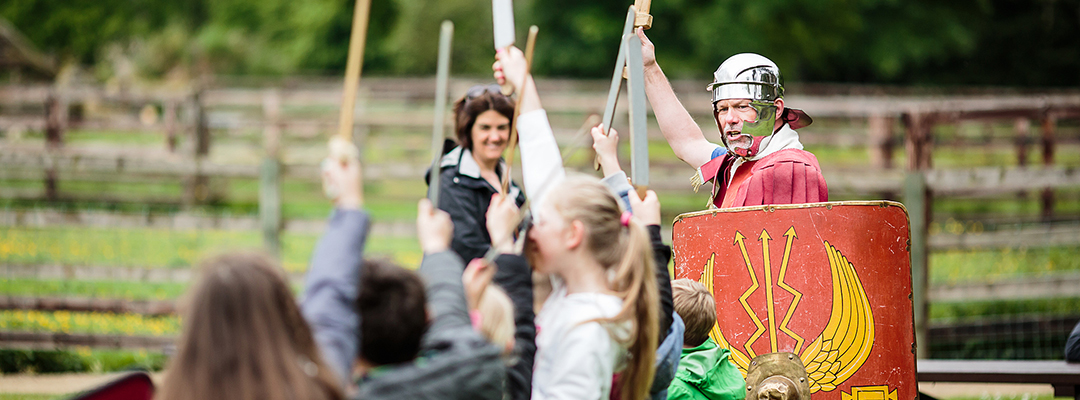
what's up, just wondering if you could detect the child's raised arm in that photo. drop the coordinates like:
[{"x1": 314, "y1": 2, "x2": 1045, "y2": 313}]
[
  {"x1": 495, "y1": 47, "x2": 564, "y2": 213},
  {"x1": 301, "y1": 137, "x2": 369, "y2": 386}
]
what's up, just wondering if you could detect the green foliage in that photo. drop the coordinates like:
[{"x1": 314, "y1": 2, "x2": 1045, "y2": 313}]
[
  {"x1": 4, "y1": 0, "x2": 1077, "y2": 84},
  {"x1": 379, "y1": 0, "x2": 495, "y2": 75},
  {"x1": 0, "y1": 0, "x2": 187, "y2": 65},
  {"x1": 0, "y1": 349, "x2": 87, "y2": 374},
  {"x1": 525, "y1": 0, "x2": 983, "y2": 81},
  {"x1": 0, "y1": 349, "x2": 166, "y2": 374}
]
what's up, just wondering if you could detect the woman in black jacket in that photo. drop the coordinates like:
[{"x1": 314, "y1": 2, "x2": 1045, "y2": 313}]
[
  {"x1": 429, "y1": 84, "x2": 527, "y2": 263},
  {"x1": 428, "y1": 84, "x2": 532, "y2": 400}
]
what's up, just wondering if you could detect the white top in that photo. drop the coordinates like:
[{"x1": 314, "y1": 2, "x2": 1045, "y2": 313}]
[
  {"x1": 532, "y1": 278, "x2": 629, "y2": 400},
  {"x1": 516, "y1": 109, "x2": 565, "y2": 215},
  {"x1": 517, "y1": 108, "x2": 631, "y2": 398}
]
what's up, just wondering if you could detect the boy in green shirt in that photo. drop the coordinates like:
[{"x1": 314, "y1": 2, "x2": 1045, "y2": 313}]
[{"x1": 668, "y1": 279, "x2": 746, "y2": 400}]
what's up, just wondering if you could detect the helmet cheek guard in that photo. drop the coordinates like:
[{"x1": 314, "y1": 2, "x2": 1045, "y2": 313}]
[{"x1": 742, "y1": 100, "x2": 777, "y2": 138}]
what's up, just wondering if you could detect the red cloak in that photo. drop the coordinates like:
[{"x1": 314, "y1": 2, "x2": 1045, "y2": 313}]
[{"x1": 699, "y1": 148, "x2": 829, "y2": 208}]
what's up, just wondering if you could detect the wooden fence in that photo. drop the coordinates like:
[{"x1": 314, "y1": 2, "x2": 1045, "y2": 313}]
[{"x1": 2, "y1": 80, "x2": 1080, "y2": 354}]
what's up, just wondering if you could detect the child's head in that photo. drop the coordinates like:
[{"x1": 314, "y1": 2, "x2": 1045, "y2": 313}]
[
  {"x1": 475, "y1": 285, "x2": 516, "y2": 354},
  {"x1": 356, "y1": 259, "x2": 428, "y2": 366},
  {"x1": 527, "y1": 174, "x2": 660, "y2": 400},
  {"x1": 160, "y1": 252, "x2": 342, "y2": 400},
  {"x1": 671, "y1": 279, "x2": 717, "y2": 348},
  {"x1": 527, "y1": 175, "x2": 641, "y2": 273}
]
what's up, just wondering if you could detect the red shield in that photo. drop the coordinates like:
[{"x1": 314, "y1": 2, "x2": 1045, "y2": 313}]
[{"x1": 673, "y1": 201, "x2": 915, "y2": 400}]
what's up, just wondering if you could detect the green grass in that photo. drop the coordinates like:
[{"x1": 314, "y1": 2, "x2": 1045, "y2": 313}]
[
  {"x1": 0, "y1": 176, "x2": 428, "y2": 221},
  {"x1": 0, "y1": 395, "x2": 57, "y2": 400},
  {"x1": 930, "y1": 246, "x2": 1080, "y2": 284},
  {"x1": 933, "y1": 190, "x2": 1080, "y2": 221},
  {"x1": 65, "y1": 130, "x2": 167, "y2": 146},
  {"x1": 0, "y1": 226, "x2": 421, "y2": 273},
  {"x1": 18, "y1": 130, "x2": 165, "y2": 146},
  {"x1": 931, "y1": 297, "x2": 1080, "y2": 322},
  {"x1": 0, "y1": 279, "x2": 187, "y2": 301},
  {"x1": 0, "y1": 310, "x2": 179, "y2": 337}
]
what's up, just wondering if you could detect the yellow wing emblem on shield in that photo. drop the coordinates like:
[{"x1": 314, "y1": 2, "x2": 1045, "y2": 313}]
[
  {"x1": 698, "y1": 237, "x2": 875, "y2": 393},
  {"x1": 798, "y1": 241, "x2": 875, "y2": 392}
]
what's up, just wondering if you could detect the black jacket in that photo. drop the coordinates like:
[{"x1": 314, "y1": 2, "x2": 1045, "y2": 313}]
[
  {"x1": 301, "y1": 211, "x2": 505, "y2": 400},
  {"x1": 426, "y1": 144, "x2": 533, "y2": 400},
  {"x1": 426, "y1": 144, "x2": 526, "y2": 264},
  {"x1": 493, "y1": 254, "x2": 537, "y2": 400}
]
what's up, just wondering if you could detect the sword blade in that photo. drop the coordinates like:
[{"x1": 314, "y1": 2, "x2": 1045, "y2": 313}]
[
  {"x1": 500, "y1": 25, "x2": 538, "y2": 197},
  {"x1": 596, "y1": 6, "x2": 637, "y2": 170},
  {"x1": 492, "y1": 0, "x2": 516, "y2": 49},
  {"x1": 626, "y1": 33, "x2": 649, "y2": 189},
  {"x1": 428, "y1": 21, "x2": 454, "y2": 207}
]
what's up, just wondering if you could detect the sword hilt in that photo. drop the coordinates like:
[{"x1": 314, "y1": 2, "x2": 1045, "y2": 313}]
[{"x1": 634, "y1": 185, "x2": 649, "y2": 201}]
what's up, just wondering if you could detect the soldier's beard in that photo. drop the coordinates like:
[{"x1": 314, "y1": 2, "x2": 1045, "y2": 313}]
[
  {"x1": 724, "y1": 133, "x2": 771, "y2": 158},
  {"x1": 725, "y1": 132, "x2": 751, "y2": 151}
]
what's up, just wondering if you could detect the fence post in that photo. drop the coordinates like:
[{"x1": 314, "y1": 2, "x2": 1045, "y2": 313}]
[
  {"x1": 260, "y1": 89, "x2": 283, "y2": 259},
  {"x1": 164, "y1": 99, "x2": 178, "y2": 153},
  {"x1": 44, "y1": 90, "x2": 66, "y2": 201},
  {"x1": 353, "y1": 85, "x2": 369, "y2": 160},
  {"x1": 1040, "y1": 115, "x2": 1056, "y2": 221},
  {"x1": 183, "y1": 89, "x2": 211, "y2": 208},
  {"x1": 1014, "y1": 118, "x2": 1030, "y2": 166},
  {"x1": 902, "y1": 111, "x2": 932, "y2": 359},
  {"x1": 868, "y1": 114, "x2": 894, "y2": 170}
]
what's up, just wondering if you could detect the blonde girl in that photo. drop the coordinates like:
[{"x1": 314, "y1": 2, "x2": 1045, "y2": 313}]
[{"x1": 492, "y1": 47, "x2": 661, "y2": 400}]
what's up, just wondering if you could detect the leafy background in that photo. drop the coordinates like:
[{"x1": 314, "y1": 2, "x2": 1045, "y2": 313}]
[{"x1": 3, "y1": 0, "x2": 1079, "y2": 85}]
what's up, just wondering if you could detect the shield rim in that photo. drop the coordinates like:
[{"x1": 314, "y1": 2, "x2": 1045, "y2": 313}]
[
  {"x1": 672, "y1": 200, "x2": 909, "y2": 226},
  {"x1": 671, "y1": 199, "x2": 917, "y2": 395}
]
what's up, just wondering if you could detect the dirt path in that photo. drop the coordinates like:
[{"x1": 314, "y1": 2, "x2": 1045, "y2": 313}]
[
  {"x1": 0, "y1": 372, "x2": 163, "y2": 395},
  {"x1": 0, "y1": 373, "x2": 1058, "y2": 397},
  {"x1": 918, "y1": 383, "x2": 1053, "y2": 399}
]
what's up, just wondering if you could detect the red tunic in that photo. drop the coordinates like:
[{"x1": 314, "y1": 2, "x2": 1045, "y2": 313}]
[{"x1": 699, "y1": 149, "x2": 829, "y2": 208}]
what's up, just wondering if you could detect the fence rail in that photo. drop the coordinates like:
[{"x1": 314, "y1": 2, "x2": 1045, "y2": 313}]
[
  {"x1": 4, "y1": 81, "x2": 1080, "y2": 359},
  {"x1": 0, "y1": 331, "x2": 173, "y2": 351}
]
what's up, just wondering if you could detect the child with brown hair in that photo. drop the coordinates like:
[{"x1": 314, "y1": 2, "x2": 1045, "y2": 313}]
[
  {"x1": 301, "y1": 139, "x2": 505, "y2": 399},
  {"x1": 157, "y1": 252, "x2": 343, "y2": 400},
  {"x1": 667, "y1": 279, "x2": 745, "y2": 400}
]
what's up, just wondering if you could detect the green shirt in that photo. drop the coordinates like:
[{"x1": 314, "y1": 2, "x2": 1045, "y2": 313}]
[{"x1": 667, "y1": 339, "x2": 747, "y2": 400}]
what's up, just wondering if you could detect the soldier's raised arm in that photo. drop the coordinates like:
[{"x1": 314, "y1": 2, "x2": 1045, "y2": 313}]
[{"x1": 637, "y1": 28, "x2": 715, "y2": 169}]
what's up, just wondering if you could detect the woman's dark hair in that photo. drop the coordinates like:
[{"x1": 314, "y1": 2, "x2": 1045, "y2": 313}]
[
  {"x1": 158, "y1": 252, "x2": 343, "y2": 400},
  {"x1": 453, "y1": 85, "x2": 515, "y2": 152}
]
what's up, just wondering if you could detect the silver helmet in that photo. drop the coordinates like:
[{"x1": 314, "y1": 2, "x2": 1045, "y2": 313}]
[{"x1": 706, "y1": 53, "x2": 812, "y2": 138}]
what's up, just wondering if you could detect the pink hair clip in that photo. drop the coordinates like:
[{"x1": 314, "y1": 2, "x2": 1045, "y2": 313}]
[
  {"x1": 620, "y1": 211, "x2": 632, "y2": 227},
  {"x1": 470, "y1": 309, "x2": 483, "y2": 330}
]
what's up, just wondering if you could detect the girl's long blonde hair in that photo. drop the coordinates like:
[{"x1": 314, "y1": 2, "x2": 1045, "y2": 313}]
[{"x1": 548, "y1": 175, "x2": 660, "y2": 400}]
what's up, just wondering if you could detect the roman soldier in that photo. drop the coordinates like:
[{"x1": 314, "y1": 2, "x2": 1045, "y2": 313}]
[{"x1": 637, "y1": 30, "x2": 827, "y2": 207}]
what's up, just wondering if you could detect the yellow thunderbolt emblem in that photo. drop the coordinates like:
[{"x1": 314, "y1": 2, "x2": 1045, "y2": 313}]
[
  {"x1": 701, "y1": 254, "x2": 753, "y2": 375},
  {"x1": 698, "y1": 228, "x2": 875, "y2": 392}
]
